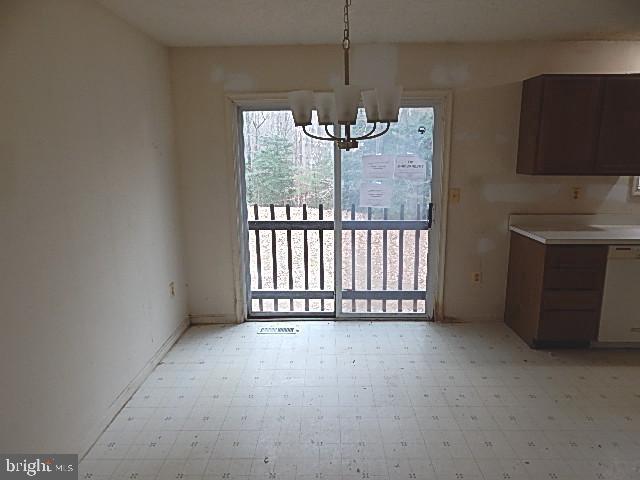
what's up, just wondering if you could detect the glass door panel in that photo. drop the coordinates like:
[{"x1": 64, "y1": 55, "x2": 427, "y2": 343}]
[
  {"x1": 340, "y1": 107, "x2": 434, "y2": 314},
  {"x1": 242, "y1": 110, "x2": 335, "y2": 316}
]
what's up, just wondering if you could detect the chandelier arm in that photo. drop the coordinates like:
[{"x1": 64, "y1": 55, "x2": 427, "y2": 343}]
[
  {"x1": 351, "y1": 123, "x2": 379, "y2": 141},
  {"x1": 302, "y1": 125, "x2": 335, "y2": 142},
  {"x1": 356, "y1": 122, "x2": 391, "y2": 141},
  {"x1": 324, "y1": 124, "x2": 342, "y2": 140}
]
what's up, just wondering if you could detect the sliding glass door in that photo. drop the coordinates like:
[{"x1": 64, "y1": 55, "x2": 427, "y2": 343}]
[{"x1": 239, "y1": 107, "x2": 434, "y2": 319}]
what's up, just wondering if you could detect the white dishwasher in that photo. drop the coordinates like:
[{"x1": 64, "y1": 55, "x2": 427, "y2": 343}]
[{"x1": 598, "y1": 245, "x2": 640, "y2": 344}]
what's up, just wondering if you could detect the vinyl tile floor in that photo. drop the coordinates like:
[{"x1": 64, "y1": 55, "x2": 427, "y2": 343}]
[{"x1": 81, "y1": 321, "x2": 640, "y2": 480}]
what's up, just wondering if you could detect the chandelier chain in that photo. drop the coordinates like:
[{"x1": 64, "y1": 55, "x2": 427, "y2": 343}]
[{"x1": 343, "y1": 0, "x2": 351, "y2": 50}]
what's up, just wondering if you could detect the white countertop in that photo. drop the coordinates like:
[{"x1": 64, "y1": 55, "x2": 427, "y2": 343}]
[{"x1": 508, "y1": 214, "x2": 640, "y2": 245}]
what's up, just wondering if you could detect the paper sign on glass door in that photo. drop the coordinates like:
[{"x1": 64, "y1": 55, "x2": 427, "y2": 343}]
[
  {"x1": 395, "y1": 154, "x2": 426, "y2": 180},
  {"x1": 359, "y1": 181, "x2": 392, "y2": 208},
  {"x1": 362, "y1": 155, "x2": 395, "y2": 179}
]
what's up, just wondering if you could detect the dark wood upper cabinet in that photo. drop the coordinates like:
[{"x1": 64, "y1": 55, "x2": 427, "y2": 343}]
[
  {"x1": 596, "y1": 77, "x2": 640, "y2": 174},
  {"x1": 517, "y1": 74, "x2": 640, "y2": 175}
]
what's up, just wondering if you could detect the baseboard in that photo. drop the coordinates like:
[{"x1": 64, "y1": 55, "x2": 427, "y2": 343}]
[
  {"x1": 189, "y1": 313, "x2": 239, "y2": 324},
  {"x1": 441, "y1": 315, "x2": 503, "y2": 323},
  {"x1": 78, "y1": 316, "x2": 189, "y2": 459}
]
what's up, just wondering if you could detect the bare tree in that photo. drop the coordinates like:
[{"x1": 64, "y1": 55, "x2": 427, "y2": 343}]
[{"x1": 244, "y1": 111, "x2": 268, "y2": 169}]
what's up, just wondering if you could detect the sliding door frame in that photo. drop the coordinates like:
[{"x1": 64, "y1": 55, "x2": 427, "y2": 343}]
[{"x1": 226, "y1": 91, "x2": 452, "y2": 322}]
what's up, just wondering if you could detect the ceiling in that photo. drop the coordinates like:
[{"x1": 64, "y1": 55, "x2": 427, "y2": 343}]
[{"x1": 97, "y1": 0, "x2": 640, "y2": 47}]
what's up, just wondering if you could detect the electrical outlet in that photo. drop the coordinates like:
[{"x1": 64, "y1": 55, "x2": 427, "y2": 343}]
[
  {"x1": 169, "y1": 281, "x2": 176, "y2": 297},
  {"x1": 450, "y1": 188, "x2": 461, "y2": 204},
  {"x1": 572, "y1": 186, "x2": 582, "y2": 200},
  {"x1": 472, "y1": 272, "x2": 482, "y2": 284}
]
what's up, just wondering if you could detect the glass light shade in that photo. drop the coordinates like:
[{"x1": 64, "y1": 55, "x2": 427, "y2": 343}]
[
  {"x1": 361, "y1": 90, "x2": 379, "y2": 123},
  {"x1": 376, "y1": 85, "x2": 403, "y2": 122},
  {"x1": 334, "y1": 85, "x2": 361, "y2": 125},
  {"x1": 314, "y1": 92, "x2": 336, "y2": 125},
  {"x1": 288, "y1": 90, "x2": 314, "y2": 126}
]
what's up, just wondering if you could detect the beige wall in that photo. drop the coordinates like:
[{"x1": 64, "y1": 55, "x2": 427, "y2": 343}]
[
  {"x1": 0, "y1": 0, "x2": 186, "y2": 454},
  {"x1": 170, "y1": 42, "x2": 640, "y2": 321}
]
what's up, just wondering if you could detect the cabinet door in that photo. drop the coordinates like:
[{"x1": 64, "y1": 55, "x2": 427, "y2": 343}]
[
  {"x1": 536, "y1": 76, "x2": 602, "y2": 174},
  {"x1": 504, "y1": 233, "x2": 546, "y2": 346},
  {"x1": 596, "y1": 77, "x2": 640, "y2": 175}
]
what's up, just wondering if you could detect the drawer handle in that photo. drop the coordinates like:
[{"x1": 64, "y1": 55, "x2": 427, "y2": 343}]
[{"x1": 554, "y1": 264, "x2": 598, "y2": 269}]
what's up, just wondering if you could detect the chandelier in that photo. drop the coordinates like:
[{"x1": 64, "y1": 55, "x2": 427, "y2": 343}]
[{"x1": 287, "y1": 0, "x2": 403, "y2": 151}]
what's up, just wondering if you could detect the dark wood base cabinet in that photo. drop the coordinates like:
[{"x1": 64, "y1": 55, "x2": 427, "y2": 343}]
[{"x1": 504, "y1": 232, "x2": 608, "y2": 348}]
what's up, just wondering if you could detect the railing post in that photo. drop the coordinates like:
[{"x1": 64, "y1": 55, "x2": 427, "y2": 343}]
[
  {"x1": 253, "y1": 204, "x2": 263, "y2": 312},
  {"x1": 270, "y1": 204, "x2": 278, "y2": 312},
  {"x1": 398, "y1": 203, "x2": 405, "y2": 312},
  {"x1": 285, "y1": 204, "x2": 293, "y2": 312},
  {"x1": 366, "y1": 206, "x2": 372, "y2": 313},
  {"x1": 319, "y1": 204, "x2": 325, "y2": 312},
  {"x1": 413, "y1": 203, "x2": 421, "y2": 312},
  {"x1": 382, "y1": 207, "x2": 388, "y2": 312},
  {"x1": 303, "y1": 204, "x2": 309, "y2": 312},
  {"x1": 350, "y1": 203, "x2": 356, "y2": 313}
]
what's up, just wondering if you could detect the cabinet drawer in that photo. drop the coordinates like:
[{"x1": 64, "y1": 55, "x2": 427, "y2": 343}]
[
  {"x1": 537, "y1": 311, "x2": 600, "y2": 342},
  {"x1": 543, "y1": 268, "x2": 605, "y2": 290},
  {"x1": 541, "y1": 290, "x2": 602, "y2": 311},
  {"x1": 546, "y1": 245, "x2": 607, "y2": 270},
  {"x1": 538, "y1": 310, "x2": 599, "y2": 342}
]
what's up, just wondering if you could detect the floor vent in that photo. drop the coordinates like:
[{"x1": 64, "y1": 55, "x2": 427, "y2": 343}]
[{"x1": 258, "y1": 327, "x2": 298, "y2": 334}]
